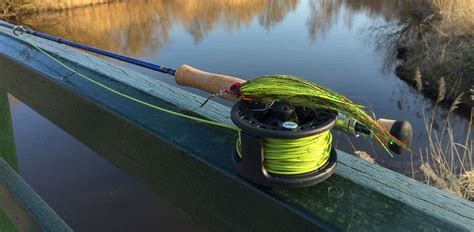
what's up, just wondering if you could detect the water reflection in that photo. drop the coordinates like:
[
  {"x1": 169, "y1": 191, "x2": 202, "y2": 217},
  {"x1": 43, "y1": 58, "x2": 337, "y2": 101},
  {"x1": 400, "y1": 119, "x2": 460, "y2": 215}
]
[
  {"x1": 307, "y1": 0, "x2": 341, "y2": 40},
  {"x1": 258, "y1": 0, "x2": 299, "y2": 29},
  {"x1": 18, "y1": 0, "x2": 299, "y2": 55},
  {"x1": 306, "y1": 0, "x2": 410, "y2": 40},
  {"x1": 16, "y1": 0, "x2": 413, "y2": 54}
]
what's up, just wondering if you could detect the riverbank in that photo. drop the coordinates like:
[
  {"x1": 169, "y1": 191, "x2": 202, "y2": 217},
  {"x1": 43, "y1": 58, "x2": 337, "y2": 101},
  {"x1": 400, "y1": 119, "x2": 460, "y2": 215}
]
[
  {"x1": 384, "y1": 0, "x2": 473, "y2": 200},
  {"x1": 0, "y1": 0, "x2": 117, "y2": 18},
  {"x1": 393, "y1": 0, "x2": 473, "y2": 110}
]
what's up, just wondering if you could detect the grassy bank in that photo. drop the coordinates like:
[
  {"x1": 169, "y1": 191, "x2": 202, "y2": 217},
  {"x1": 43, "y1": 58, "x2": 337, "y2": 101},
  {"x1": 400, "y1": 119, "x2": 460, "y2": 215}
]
[
  {"x1": 0, "y1": 0, "x2": 116, "y2": 18},
  {"x1": 0, "y1": 0, "x2": 21, "y2": 18},
  {"x1": 394, "y1": 0, "x2": 473, "y2": 109}
]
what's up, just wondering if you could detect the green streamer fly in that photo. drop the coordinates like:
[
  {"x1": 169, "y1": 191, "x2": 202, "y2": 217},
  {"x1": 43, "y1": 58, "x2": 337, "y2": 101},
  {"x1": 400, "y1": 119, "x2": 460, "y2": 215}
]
[{"x1": 238, "y1": 75, "x2": 411, "y2": 155}]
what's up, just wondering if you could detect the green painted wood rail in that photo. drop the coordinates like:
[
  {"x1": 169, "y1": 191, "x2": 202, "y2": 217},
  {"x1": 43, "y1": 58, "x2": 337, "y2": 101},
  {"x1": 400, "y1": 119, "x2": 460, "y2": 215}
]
[
  {"x1": 0, "y1": 157, "x2": 71, "y2": 231},
  {"x1": 0, "y1": 24, "x2": 473, "y2": 231}
]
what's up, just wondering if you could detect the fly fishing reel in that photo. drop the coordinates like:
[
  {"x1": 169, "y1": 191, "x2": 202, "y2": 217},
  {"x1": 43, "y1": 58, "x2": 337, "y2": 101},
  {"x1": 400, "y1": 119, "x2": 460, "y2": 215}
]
[{"x1": 231, "y1": 100, "x2": 338, "y2": 188}]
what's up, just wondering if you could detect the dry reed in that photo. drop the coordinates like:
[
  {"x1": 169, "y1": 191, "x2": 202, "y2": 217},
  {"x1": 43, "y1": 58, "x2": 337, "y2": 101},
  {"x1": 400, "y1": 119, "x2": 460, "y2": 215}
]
[
  {"x1": 416, "y1": 75, "x2": 473, "y2": 200},
  {"x1": 431, "y1": 0, "x2": 474, "y2": 35}
]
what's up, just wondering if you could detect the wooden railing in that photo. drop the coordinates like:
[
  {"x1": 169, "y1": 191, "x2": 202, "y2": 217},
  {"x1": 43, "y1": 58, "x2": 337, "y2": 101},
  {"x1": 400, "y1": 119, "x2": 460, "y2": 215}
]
[{"x1": 0, "y1": 24, "x2": 472, "y2": 231}]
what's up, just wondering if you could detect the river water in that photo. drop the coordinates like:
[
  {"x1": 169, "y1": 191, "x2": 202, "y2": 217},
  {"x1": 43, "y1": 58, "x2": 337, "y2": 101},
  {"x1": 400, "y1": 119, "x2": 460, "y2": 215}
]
[{"x1": 3, "y1": 0, "x2": 471, "y2": 230}]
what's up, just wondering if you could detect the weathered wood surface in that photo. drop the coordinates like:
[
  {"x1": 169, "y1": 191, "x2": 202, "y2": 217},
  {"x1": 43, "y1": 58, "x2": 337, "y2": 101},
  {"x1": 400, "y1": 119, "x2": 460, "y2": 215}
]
[
  {"x1": 0, "y1": 158, "x2": 72, "y2": 231},
  {"x1": 0, "y1": 24, "x2": 473, "y2": 231},
  {"x1": 0, "y1": 174, "x2": 41, "y2": 232}
]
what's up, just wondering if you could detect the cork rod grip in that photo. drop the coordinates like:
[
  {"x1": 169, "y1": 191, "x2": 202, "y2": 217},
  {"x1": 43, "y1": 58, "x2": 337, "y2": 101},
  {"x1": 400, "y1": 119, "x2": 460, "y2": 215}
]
[{"x1": 175, "y1": 65, "x2": 245, "y2": 98}]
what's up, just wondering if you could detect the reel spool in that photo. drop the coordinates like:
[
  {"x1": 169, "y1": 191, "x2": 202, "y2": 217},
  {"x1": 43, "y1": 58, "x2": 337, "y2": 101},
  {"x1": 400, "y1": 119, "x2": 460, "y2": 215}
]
[{"x1": 231, "y1": 101, "x2": 338, "y2": 188}]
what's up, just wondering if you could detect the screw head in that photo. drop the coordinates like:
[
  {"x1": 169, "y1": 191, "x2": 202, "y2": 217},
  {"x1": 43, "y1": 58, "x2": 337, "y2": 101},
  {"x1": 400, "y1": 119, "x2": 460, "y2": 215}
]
[{"x1": 282, "y1": 121, "x2": 298, "y2": 129}]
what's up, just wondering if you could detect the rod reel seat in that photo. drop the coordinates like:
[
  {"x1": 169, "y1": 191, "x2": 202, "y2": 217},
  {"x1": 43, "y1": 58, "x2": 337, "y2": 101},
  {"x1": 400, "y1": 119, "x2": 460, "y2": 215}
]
[{"x1": 231, "y1": 100, "x2": 338, "y2": 188}]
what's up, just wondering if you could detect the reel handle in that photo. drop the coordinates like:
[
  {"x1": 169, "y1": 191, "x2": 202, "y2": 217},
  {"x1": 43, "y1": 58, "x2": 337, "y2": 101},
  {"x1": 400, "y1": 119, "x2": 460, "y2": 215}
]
[
  {"x1": 376, "y1": 119, "x2": 413, "y2": 154},
  {"x1": 175, "y1": 64, "x2": 245, "y2": 100}
]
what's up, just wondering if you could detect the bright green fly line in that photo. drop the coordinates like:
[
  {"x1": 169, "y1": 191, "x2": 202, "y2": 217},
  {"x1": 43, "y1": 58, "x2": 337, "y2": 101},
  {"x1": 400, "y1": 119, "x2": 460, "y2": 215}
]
[
  {"x1": 23, "y1": 37, "x2": 237, "y2": 132},
  {"x1": 23, "y1": 36, "x2": 335, "y2": 176},
  {"x1": 236, "y1": 131, "x2": 332, "y2": 175}
]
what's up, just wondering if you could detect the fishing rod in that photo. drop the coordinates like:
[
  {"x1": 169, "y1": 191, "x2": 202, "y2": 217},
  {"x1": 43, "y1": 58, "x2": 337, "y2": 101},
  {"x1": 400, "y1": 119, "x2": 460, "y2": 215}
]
[
  {"x1": 0, "y1": 22, "x2": 177, "y2": 76},
  {"x1": 0, "y1": 21, "x2": 413, "y2": 188},
  {"x1": 0, "y1": 22, "x2": 410, "y2": 143},
  {"x1": 0, "y1": 22, "x2": 244, "y2": 100}
]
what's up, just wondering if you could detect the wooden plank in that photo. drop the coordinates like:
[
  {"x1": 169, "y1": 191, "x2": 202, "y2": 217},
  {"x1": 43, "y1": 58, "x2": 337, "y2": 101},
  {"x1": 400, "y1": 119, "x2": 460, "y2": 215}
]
[
  {"x1": 0, "y1": 182, "x2": 41, "y2": 232},
  {"x1": 0, "y1": 158, "x2": 72, "y2": 232},
  {"x1": 336, "y1": 153, "x2": 474, "y2": 226},
  {"x1": 0, "y1": 24, "x2": 472, "y2": 231}
]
